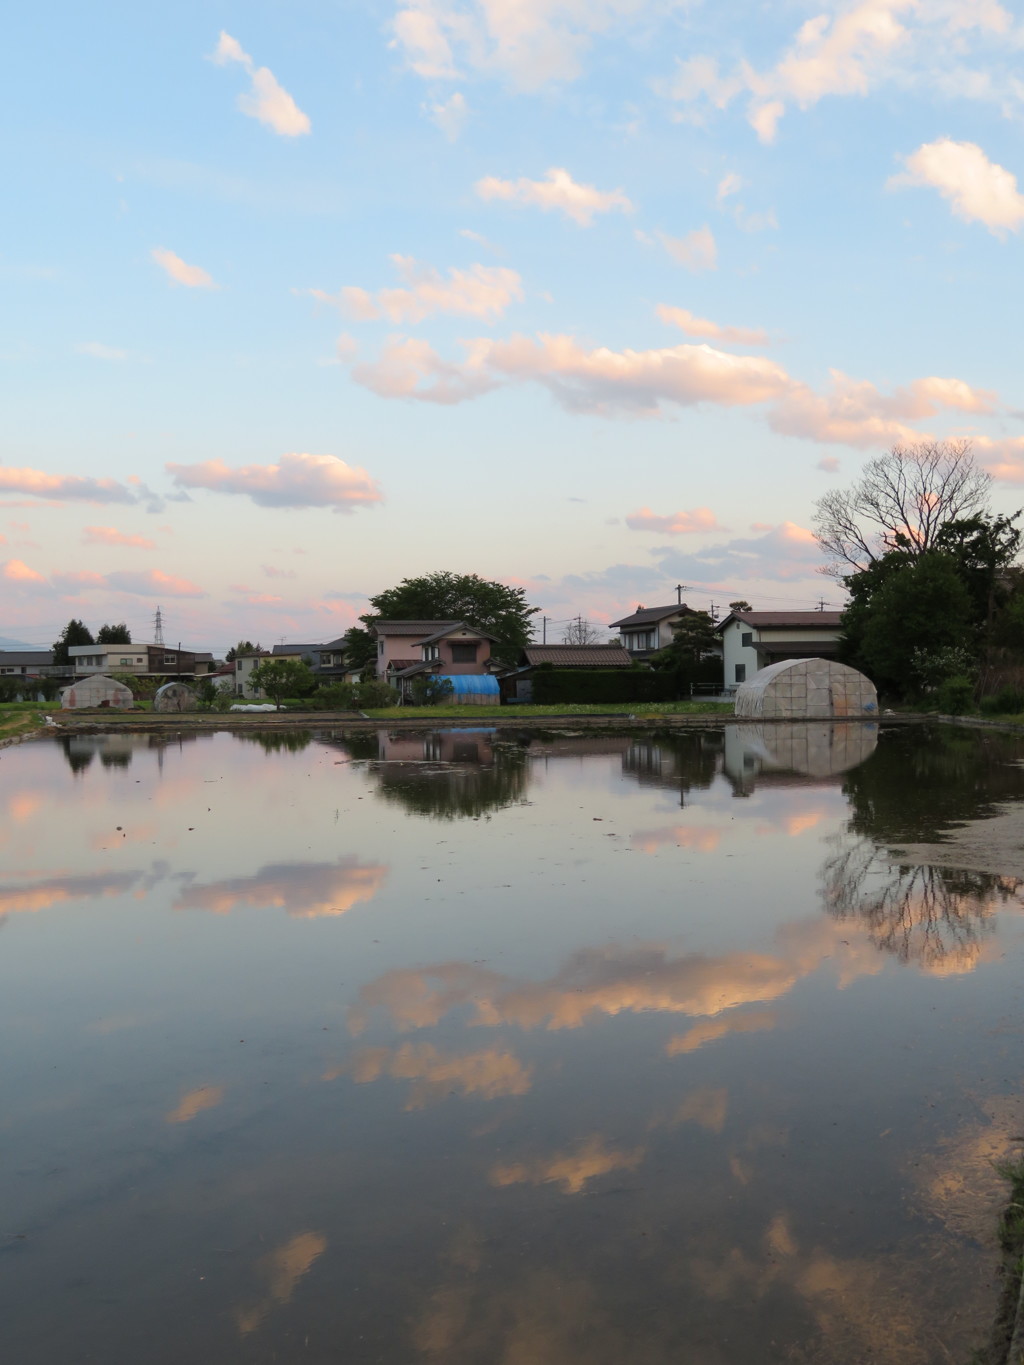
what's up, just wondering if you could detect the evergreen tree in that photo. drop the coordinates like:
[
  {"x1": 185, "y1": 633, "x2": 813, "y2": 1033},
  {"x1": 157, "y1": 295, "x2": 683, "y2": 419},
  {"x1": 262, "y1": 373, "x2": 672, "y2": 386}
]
[{"x1": 52, "y1": 619, "x2": 95, "y2": 665}]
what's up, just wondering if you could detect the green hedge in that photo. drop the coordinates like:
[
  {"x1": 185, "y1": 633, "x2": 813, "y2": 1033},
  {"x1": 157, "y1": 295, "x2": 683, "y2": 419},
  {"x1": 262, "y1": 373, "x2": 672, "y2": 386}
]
[{"x1": 532, "y1": 670, "x2": 681, "y2": 705}]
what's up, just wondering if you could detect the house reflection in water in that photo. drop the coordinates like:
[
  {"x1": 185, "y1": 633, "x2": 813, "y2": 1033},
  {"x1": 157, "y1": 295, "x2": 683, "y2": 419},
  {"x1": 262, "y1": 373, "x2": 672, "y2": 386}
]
[{"x1": 723, "y1": 722, "x2": 879, "y2": 795}]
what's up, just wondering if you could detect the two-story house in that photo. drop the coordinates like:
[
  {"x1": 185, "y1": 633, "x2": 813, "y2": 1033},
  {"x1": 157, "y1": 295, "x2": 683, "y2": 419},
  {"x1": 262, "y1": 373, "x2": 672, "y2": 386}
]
[
  {"x1": 270, "y1": 638, "x2": 349, "y2": 682},
  {"x1": 68, "y1": 643, "x2": 207, "y2": 678},
  {"x1": 716, "y1": 610, "x2": 844, "y2": 689},
  {"x1": 610, "y1": 603, "x2": 702, "y2": 661},
  {"x1": 371, "y1": 620, "x2": 501, "y2": 702}
]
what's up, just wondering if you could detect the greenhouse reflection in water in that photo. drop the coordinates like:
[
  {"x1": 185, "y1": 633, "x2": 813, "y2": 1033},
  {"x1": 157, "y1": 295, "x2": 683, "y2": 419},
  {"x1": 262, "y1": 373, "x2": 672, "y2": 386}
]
[{"x1": 1, "y1": 720, "x2": 1023, "y2": 1365}]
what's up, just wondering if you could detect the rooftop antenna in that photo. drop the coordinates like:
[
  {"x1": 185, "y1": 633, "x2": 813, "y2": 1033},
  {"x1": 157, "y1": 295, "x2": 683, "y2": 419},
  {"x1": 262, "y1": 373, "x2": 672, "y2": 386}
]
[{"x1": 153, "y1": 605, "x2": 164, "y2": 645}]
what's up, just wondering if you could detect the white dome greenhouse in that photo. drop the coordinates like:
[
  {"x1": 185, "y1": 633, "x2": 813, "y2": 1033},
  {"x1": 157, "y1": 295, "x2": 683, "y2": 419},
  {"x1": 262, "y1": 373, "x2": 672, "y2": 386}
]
[
  {"x1": 733, "y1": 657, "x2": 877, "y2": 720},
  {"x1": 60, "y1": 675, "x2": 135, "y2": 710}
]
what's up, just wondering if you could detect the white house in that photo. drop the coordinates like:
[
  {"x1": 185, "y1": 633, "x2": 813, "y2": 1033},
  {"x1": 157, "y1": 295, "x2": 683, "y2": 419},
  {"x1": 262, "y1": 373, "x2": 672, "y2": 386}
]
[
  {"x1": 234, "y1": 651, "x2": 270, "y2": 698},
  {"x1": 609, "y1": 602, "x2": 702, "y2": 660},
  {"x1": 716, "y1": 610, "x2": 844, "y2": 689}
]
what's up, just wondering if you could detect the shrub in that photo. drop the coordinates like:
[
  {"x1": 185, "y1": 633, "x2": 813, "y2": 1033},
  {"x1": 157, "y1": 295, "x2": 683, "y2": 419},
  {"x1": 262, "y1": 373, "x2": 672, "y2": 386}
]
[
  {"x1": 532, "y1": 670, "x2": 680, "y2": 706},
  {"x1": 979, "y1": 685, "x2": 1024, "y2": 715},
  {"x1": 933, "y1": 675, "x2": 975, "y2": 714},
  {"x1": 308, "y1": 680, "x2": 397, "y2": 711},
  {"x1": 410, "y1": 675, "x2": 455, "y2": 706}
]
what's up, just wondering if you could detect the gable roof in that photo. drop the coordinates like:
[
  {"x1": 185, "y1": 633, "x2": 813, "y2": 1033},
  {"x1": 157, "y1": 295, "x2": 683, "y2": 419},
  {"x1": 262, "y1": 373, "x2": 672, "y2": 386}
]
[
  {"x1": 271, "y1": 642, "x2": 320, "y2": 656},
  {"x1": 417, "y1": 622, "x2": 499, "y2": 646},
  {"x1": 369, "y1": 620, "x2": 462, "y2": 637},
  {"x1": 0, "y1": 650, "x2": 54, "y2": 666},
  {"x1": 717, "y1": 610, "x2": 844, "y2": 633},
  {"x1": 522, "y1": 644, "x2": 633, "y2": 668},
  {"x1": 610, "y1": 603, "x2": 694, "y2": 628}
]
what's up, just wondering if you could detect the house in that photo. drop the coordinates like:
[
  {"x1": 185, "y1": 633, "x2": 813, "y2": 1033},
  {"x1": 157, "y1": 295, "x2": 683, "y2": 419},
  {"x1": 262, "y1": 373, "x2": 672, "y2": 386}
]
[
  {"x1": 610, "y1": 602, "x2": 701, "y2": 660},
  {"x1": 68, "y1": 643, "x2": 207, "y2": 679},
  {"x1": 499, "y1": 644, "x2": 633, "y2": 703},
  {"x1": 234, "y1": 650, "x2": 272, "y2": 698},
  {"x1": 716, "y1": 610, "x2": 844, "y2": 689},
  {"x1": 270, "y1": 638, "x2": 348, "y2": 681},
  {"x1": 371, "y1": 621, "x2": 501, "y2": 703},
  {"x1": 0, "y1": 649, "x2": 58, "y2": 677}
]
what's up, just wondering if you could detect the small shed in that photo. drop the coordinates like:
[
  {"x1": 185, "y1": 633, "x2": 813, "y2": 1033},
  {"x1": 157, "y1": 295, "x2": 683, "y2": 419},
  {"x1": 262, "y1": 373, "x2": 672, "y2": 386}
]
[
  {"x1": 60, "y1": 675, "x2": 134, "y2": 710},
  {"x1": 153, "y1": 681, "x2": 197, "y2": 713},
  {"x1": 734, "y1": 657, "x2": 876, "y2": 720}
]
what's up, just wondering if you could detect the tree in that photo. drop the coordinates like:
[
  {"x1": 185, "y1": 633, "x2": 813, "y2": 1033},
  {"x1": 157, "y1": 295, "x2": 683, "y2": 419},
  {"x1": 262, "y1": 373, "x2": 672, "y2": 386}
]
[
  {"x1": 728, "y1": 600, "x2": 752, "y2": 613},
  {"x1": 97, "y1": 623, "x2": 131, "y2": 644},
  {"x1": 249, "y1": 659, "x2": 315, "y2": 710},
  {"x1": 52, "y1": 619, "x2": 94, "y2": 665},
  {"x1": 225, "y1": 640, "x2": 258, "y2": 663},
  {"x1": 848, "y1": 552, "x2": 975, "y2": 696},
  {"x1": 813, "y1": 440, "x2": 991, "y2": 577},
  {"x1": 341, "y1": 626, "x2": 377, "y2": 673},
  {"x1": 651, "y1": 611, "x2": 720, "y2": 681},
  {"x1": 362, "y1": 571, "x2": 540, "y2": 665},
  {"x1": 562, "y1": 617, "x2": 601, "y2": 645}
]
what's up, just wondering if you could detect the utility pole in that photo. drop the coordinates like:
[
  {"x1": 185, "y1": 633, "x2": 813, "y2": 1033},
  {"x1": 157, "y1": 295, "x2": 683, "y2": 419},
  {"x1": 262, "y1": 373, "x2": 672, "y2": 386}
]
[
  {"x1": 676, "y1": 583, "x2": 683, "y2": 605},
  {"x1": 817, "y1": 597, "x2": 828, "y2": 612},
  {"x1": 542, "y1": 615, "x2": 548, "y2": 644},
  {"x1": 708, "y1": 602, "x2": 718, "y2": 623}
]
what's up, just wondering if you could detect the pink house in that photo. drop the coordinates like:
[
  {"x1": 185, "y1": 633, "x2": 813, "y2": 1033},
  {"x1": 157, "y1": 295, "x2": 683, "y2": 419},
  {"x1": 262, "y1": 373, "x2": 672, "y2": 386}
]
[{"x1": 369, "y1": 620, "x2": 501, "y2": 702}]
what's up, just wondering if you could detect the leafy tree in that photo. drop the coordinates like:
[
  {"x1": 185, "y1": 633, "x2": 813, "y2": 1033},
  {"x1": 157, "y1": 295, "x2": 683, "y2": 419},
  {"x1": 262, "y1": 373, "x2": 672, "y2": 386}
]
[
  {"x1": 249, "y1": 658, "x2": 315, "y2": 709},
  {"x1": 341, "y1": 626, "x2": 377, "y2": 673},
  {"x1": 728, "y1": 600, "x2": 752, "y2": 613},
  {"x1": 813, "y1": 440, "x2": 990, "y2": 577},
  {"x1": 652, "y1": 610, "x2": 719, "y2": 670},
  {"x1": 225, "y1": 640, "x2": 258, "y2": 663},
  {"x1": 931, "y1": 514, "x2": 1022, "y2": 624},
  {"x1": 847, "y1": 552, "x2": 974, "y2": 696},
  {"x1": 52, "y1": 619, "x2": 95, "y2": 665},
  {"x1": 410, "y1": 675, "x2": 454, "y2": 705},
  {"x1": 362, "y1": 570, "x2": 540, "y2": 665},
  {"x1": 97, "y1": 622, "x2": 131, "y2": 644}
]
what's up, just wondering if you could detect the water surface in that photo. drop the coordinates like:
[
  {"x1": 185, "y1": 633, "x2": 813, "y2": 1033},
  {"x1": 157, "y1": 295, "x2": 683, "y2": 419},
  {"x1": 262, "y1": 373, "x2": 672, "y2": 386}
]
[{"x1": 2, "y1": 722, "x2": 1023, "y2": 1364}]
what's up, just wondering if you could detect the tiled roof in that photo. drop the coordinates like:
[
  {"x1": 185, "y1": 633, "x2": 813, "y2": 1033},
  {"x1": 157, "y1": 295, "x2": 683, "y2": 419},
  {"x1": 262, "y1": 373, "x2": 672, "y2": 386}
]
[
  {"x1": 610, "y1": 604, "x2": 694, "y2": 628},
  {"x1": 370, "y1": 620, "x2": 461, "y2": 636},
  {"x1": 386, "y1": 658, "x2": 421, "y2": 672},
  {"x1": 272, "y1": 643, "x2": 320, "y2": 655},
  {"x1": 417, "y1": 622, "x2": 499, "y2": 645},
  {"x1": 0, "y1": 650, "x2": 54, "y2": 666},
  {"x1": 721, "y1": 611, "x2": 844, "y2": 631},
  {"x1": 523, "y1": 645, "x2": 634, "y2": 667}
]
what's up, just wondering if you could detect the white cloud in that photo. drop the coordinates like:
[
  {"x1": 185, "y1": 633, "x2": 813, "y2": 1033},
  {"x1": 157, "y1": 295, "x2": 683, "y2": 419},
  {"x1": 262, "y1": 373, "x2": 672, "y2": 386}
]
[
  {"x1": 209, "y1": 30, "x2": 311, "y2": 137},
  {"x1": 345, "y1": 329, "x2": 996, "y2": 444},
  {"x1": 889, "y1": 138, "x2": 1024, "y2": 237},
  {"x1": 166, "y1": 452, "x2": 383, "y2": 512},
  {"x1": 662, "y1": 0, "x2": 1017, "y2": 141},
  {"x1": 75, "y1": 342, "x2": 129, "y2": 360},
  {"x1": 476, "y1": 167, "x2": 633, "y2": 226},
  {"x1": 305, "y1": 255, "x2": 523, "y2": 324},
  {"x1": 151, "y1": 247, "x2": 217, "y2": 289},
  {"x1": 626, "y1": 506, "x2": 725, "y2": 535},
  {"x1": 390, "y1": 0, "x2": 670, "y2": 90},
  {"x1": 656, "y1": 305, "x2": 768, "y2": 346},
  {"x1": 641, "y1": 227, "x2": 717, "y2": 271},
  {"x1": 716, "y1": 173, "x2": 743, "y2": 204},
  {"x1": 427, "y1": 90, "x2": 468, "y2": 140}
]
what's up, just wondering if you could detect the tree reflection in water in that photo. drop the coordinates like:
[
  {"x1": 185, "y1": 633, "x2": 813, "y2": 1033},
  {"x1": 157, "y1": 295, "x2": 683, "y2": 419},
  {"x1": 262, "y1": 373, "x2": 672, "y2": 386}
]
[
  {"x1": 825, "y1": 724, "x2": 1024, "y2": 971},
  {"x1": 233, "y1": 730, "x2": 313, "y2": 754}
]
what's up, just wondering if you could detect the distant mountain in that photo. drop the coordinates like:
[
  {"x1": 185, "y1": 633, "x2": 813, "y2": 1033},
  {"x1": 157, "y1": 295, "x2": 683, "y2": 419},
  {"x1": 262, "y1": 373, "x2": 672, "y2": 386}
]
[{"x1": 0, "y1": 634, "x2": 38, "y2": 649}]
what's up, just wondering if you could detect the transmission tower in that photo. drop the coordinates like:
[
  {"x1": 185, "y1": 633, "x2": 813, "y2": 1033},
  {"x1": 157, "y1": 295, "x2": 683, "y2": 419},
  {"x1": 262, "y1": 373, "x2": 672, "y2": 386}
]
[{"x1": 153, "y1": 605, "x2": 164, "y2": 645}]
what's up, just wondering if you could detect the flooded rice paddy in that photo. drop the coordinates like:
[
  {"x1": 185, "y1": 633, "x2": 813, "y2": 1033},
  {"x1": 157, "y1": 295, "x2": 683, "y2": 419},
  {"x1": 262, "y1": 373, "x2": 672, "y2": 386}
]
[{"x1": 2, "y1": 722, "x2": 1024, "y2": 1364}]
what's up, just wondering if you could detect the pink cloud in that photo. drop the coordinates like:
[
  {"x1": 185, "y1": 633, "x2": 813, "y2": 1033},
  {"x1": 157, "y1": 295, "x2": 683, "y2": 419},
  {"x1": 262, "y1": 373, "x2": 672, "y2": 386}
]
[
  {"x1": 625, "y1": 506, "x2": 725, "y2": 535},
  {"x1": 230, "y1": 586, "x2": 284, "y2": 604},
  {"x1": 973, "y1": 436, "x2": 1024, "y2": 482},
  {"x1": 83, "y1": 526, "x2": 157, "y2": 549},
  {"x1": 0, "y1": 467, "x2": 138, "y2": 505},
  {"x1": 656, "y1": 304, "x2": 768, "y2": 346},
  {"x1": 306, "y1": 255, "x2": 523, "y2": 325},
  {"x1": 167, "y1": 452, "x2": 383, "y2": 512},
  {"x1": 817, "y1": 456, "x2": 840, "y2": 472},
  {"x1": 51, "y1": 568, "x2": 205, "y2": 598},
  {"x1": 151, "y1": 248, "x2": 217, "y2": 289},
  {"x1": 2, "y1": 559, "x2": 45, "y2": 583},
  {"x1": 475, "y1": 167, "x2": 633, "y2": 226}
]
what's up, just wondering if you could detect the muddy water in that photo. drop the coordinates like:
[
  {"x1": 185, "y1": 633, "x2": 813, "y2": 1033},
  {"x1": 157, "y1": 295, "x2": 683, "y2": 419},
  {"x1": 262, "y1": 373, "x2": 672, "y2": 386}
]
[{"x1": 2, "y1": 722, "x2": 1023, "y2": 1364}]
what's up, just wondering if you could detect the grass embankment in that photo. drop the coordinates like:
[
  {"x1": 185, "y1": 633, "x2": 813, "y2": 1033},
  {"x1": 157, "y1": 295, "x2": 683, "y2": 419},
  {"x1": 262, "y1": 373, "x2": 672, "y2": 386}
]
[
  {"x1": 0, "y1": 701, "x2": 59, "y2": 742},
  {"x1": 359, "y1": 700, "x2": 734, "y2": 720},
  {"x1": 974, "y1": 1153, "x2": 1024, "y2": 1365}
]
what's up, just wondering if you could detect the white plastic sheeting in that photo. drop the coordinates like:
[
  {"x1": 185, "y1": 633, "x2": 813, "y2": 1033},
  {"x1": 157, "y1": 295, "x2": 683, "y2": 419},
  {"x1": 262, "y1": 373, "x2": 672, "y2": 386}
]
[
  {"x1": 734, "y1": 657, "x2": 877, "y2": 720},
  {"x1": 60, "y1": 675, "x2": 134, "y2": 710}
]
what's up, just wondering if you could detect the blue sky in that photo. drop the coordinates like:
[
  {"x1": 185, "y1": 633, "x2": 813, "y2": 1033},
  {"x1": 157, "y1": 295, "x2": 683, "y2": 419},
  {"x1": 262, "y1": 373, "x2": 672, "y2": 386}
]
[{"x1": 3, "y1": 0, "x2": 1024, "y2": 650}]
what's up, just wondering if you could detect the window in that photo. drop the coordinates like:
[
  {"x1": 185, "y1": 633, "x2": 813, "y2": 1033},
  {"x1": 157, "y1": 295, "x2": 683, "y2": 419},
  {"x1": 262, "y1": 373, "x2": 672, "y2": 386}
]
[
  {"x1": 741, "y1": 632, "x2": 753, "y2": 647},
  {"x1": 378, "y1": 640, "x2": 384, "y2": 654},
  {"x1": 163, "y1": 654, "x2": 176, "y2": 665},
  {"x1": 423, "y1": 644, "x2": 440, "y2": 660},
  {"x1": 625, "y1": 631, "x2": 653, "y2": 652},
  {"x1": 735, "y1": 664, "x2": 746, "y2": 683},
  {"x1": 450, "y1": 642, "x2": 478, "y2": 662},
  {"x1": 119, "y1": 658, "x2": 131, "y2": 666}
]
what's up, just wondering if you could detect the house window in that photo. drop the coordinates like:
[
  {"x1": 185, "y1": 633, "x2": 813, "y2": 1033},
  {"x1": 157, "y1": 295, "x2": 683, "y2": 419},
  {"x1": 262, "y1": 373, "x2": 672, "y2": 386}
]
[
  {"x1": 423, "y1": 644, "x2": 440, "y2": 661},
  {"x1": 741, "y1": 632, "x2": 753, "y2": 647},
  {"x1": 163, "y1": 654, "x2": 176, "y2": 665},
  {"x1": 450, "y1": 642, "x2": 478, "y2": 662},
  {"x1": 119, "y1": 658, "x2": 131, "y2": 666},
  {"x1": 625, "y1": 631, "x2": 654, "y2": 652},
  {"x1": 378, "y1": 640, "x2": 384, "y2": 654},
  {"x1": 735, "y1": 664, "x2": 746, "y2": 683}
]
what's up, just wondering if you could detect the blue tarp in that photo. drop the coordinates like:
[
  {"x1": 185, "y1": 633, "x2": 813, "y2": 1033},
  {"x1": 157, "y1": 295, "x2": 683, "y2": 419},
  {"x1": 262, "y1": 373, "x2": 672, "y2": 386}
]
[{"x1": 439, "y1": 674, "x2": 500, "y2": 696}]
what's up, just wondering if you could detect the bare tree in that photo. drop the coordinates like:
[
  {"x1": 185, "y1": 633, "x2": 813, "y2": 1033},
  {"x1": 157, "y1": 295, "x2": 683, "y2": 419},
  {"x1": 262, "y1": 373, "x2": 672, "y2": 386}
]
[
  {"x1": 562, "y1": 617, "x2": 601, "y2": 645},
  {"x1": 813, "y1": 439, "x2": 991, "y2": 577}
]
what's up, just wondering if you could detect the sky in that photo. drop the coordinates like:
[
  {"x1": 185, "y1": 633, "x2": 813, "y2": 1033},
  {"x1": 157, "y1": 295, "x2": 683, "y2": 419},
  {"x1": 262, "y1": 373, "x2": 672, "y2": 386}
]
[{"x1": 3, "y1": 0, "x2": 1024, "y2": 652}]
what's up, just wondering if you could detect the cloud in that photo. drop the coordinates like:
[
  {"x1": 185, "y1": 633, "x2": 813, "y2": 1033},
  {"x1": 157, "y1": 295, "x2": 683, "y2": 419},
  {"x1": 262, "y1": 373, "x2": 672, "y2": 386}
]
[
  {"x1": 972, "y1": 435, "x2": 1024, "y2": 482},
  {"x1": 0, "y1": 466, "x2": 139, "y2": 505},
  {"x1": 889, "y1": 138, "x2": 1024, "y2": 236},
  {"x1": 166, "y1": 1084, "x2": 224, "y2": 1124},
  {"x1": 652, "y1": 521, "x2": 823, "y2": 584},
  {"x1": 261, "y1": 563, "x2": 297, "y2": 580},
  {"x1": 427, "y1": 90, "x2": 468, "y2": 140},
  {"x1": 151, "y1": 247, "x2": 217, "y2": 289},
  {"x1": 83, "y1": 526, "x2": 156, "y2": 549},
  {"x1": 167, "y1": 452, "x2": 383, "y2": 512},
  {"x1": 344, "y1": 329, "x2": 997, "y2": 443},
  {"x1": 343, "y1": 1042, "x2": 532, "y2": 1107},
  {"x1": 306, "y1": 255, "x2": 523, "y2": 324},
  {"x1": 0, "y1": 871, "x2": 146, "y2": 915},
  {"x1": 209, "y1": 31, "x2": 311, "y2": 137},
  {"x1": 639, "y1": 226, "x2": 717, "y2": 271},
  {"x1": 662, "y1": 0, "x2": 1014, "y2": 142},
  {"x1": 717, "y1": 172, "x2": 743, "y2": 203},
  {"x1": 656, "y1": 304, "x2": 767, "y2": 346},
  {"x1": 2, "y1": 558, "x2": 46, "y2": 584},
  {"x1": 51, "y1": 568, "x2": 206, "y2": 598},
  {"x1": 475, "y1": 167, "x2": 633, "y2": 226},
  {"x1": 491, "y1": 1136, "x2": 644, "y2": 1194},
  {"x1": 666, "y1": 1010, "x2": 779, "y2": 1054},
  {"x1": 817, "y1": 456, "x2": 841, "y2": 473},
  {"x1": 75, "y1": 342, "x2": 129, "y2": 360},
  {"x1": 391, "y1": 0, "x2": 668, "y2": 89},
  {"x1": 625, "y1": 506, "x2": 724, "y2": 535}
]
